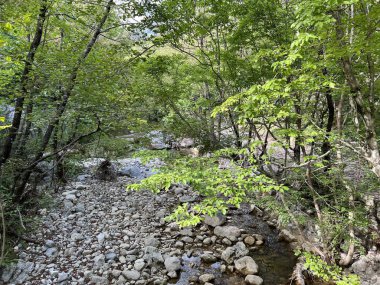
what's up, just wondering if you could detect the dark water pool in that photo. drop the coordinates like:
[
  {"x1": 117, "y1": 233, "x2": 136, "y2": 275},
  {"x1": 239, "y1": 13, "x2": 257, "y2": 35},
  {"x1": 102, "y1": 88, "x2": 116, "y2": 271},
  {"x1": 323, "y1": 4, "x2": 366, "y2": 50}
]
[
  {"x1": 171, "y1": 205, "x2": 298, "y2": 285},
  {"x1": 229, "y1": 211, "x2": 298, "y2": 285}
]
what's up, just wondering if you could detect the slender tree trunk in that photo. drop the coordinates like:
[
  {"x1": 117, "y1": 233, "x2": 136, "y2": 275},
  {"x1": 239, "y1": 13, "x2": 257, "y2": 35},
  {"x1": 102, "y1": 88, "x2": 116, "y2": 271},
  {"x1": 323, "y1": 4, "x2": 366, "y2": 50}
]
[
  {"x1": 335, "y1": 92, "x2": 355, "y2": 266},
  {"x1": 16, "y1": 99, "x2": 34, "y2": 156},
  {"x1": 0, "y1": 0, "x2": 48, "y2": 170},
  {"x1": 228, "y1": 110, "x2": 241, "y2": 148},
  {"x1": 204, "y1": 83, "x2": 217, "y2": 147},
  {"x1": 341, "y1": 56, "x2": 380, "y2": 177},
  {"x1": 321, "y1": 68, "x2": 335, "y2": 162},
  {"x1": 334, "y1": 11, "x2": 380, "y2": 178},
  {"x1": 294, "y1": 101, "x2": 302, "y2": 164},
  {"x1": 52, "y1": 126, "x2": 66, "y2": 183}
]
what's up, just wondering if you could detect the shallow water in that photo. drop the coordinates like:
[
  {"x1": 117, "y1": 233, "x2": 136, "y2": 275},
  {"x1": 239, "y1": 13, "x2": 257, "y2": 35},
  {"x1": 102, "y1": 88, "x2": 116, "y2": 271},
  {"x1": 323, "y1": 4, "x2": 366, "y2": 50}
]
[
  {"x1": 172, "y1": 204, "x2": 298, "y2": 285},
  {"x1": 230, "y1": 212, "x2": 298, "y2": 285}
]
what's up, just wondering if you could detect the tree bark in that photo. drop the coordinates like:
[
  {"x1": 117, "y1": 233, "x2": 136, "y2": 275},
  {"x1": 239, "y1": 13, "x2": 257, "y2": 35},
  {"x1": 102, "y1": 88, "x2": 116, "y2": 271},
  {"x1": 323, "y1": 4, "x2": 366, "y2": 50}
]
[
  {"x1": 16, "y1": 99, "x2": 34, "y2": 156},
  {"x1": 294, "y1": 101, "x2": 302, "y2": 164},
  {"x1": 321, "y1": 91, "x2": 334, "y2": 160}
]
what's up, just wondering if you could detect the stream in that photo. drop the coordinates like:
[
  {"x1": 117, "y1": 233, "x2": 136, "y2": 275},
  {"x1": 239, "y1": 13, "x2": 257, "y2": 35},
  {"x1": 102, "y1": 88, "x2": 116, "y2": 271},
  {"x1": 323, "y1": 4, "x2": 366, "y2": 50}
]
[
  {"x1": 172, "y1": 204, "x2": 297, "y2": 285},
  {"x1": 1, "y1": 133, "x2": 300, "y2": 285}
]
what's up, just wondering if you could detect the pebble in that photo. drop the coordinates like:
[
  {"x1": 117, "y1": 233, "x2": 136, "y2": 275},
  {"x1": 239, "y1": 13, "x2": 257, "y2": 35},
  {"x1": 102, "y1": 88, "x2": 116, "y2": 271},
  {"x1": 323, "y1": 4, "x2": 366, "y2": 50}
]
[
  {"x1": 245, "y1": 275, "x2": 264, "y2": 285},
  {"x1": 0, "y1": 157, "x2": 270, "y2": 285}
]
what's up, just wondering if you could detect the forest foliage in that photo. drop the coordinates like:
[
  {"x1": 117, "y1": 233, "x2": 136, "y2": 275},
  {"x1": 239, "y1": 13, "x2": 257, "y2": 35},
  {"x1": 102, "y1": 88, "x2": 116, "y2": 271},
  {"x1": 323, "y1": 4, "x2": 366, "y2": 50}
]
[{"x1": 0, "y1": 0, "x2": 379, "y2": 283}]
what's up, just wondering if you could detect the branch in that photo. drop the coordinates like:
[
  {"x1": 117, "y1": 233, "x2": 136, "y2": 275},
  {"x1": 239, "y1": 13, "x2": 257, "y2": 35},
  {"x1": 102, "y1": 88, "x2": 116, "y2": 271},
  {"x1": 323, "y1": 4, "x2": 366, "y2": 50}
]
[{"x1": 21, "y1": 117, "x2": 101, "y2": 171}]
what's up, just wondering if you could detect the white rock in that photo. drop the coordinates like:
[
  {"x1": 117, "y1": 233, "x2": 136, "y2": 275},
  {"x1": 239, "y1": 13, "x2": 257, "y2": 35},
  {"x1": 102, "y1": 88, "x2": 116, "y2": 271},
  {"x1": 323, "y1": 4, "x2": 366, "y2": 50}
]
[
  {"x1": 234, "y1": 256, "x2": 258, "y2": 275},
  {"x1": 214, "y1": 226, "x2": 241, "y2": 241},
  {"x1": 245, "y1": 275, "x2": 263, "y2": 285},
  {"x1": 164, "y1": 256, "x2": 181, "y2": 272},
  {"x1": 122, "y1": 269, "x2": 140, "y2": 280},
  {"x1": 134, "y1": 259, "x2": 145, "y2": 271},
  {"x1": 199, "y1": 273, "x2": 215, "y2": 283},
  {"x1": 65, "y1": 194, "x2": 77, "y2": 201},
  {"x1": 204, "y1": 213, "x2": 226, "y2": 227},
  {"x1": 57, "y1": 272, "x2": 69, "y2": 283}
]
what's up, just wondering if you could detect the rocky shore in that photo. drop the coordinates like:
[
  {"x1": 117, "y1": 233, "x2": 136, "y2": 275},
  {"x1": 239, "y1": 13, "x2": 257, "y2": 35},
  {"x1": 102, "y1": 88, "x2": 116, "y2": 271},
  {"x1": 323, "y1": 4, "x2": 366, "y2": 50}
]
[
  {"x1": 1, "y1": 157, "x2": 282, "y2": 285},
  {"x1": 2, "y1": 152, "x2": 379, "y2": 285}
]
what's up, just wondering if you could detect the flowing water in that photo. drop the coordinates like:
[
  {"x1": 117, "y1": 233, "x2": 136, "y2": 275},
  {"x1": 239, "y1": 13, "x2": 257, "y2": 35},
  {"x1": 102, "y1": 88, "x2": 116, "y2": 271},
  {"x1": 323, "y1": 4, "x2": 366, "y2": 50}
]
[{"x1": 172, "y1": 204, "x2": 298, "y2": 285}]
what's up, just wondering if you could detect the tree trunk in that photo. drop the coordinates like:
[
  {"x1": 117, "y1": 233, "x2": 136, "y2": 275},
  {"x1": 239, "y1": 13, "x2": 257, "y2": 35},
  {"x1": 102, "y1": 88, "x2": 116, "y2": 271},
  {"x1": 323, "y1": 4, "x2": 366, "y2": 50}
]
[
  {"x1": 52, "y1": 127, "x2": 66, "y2": 183},
  {"x1": 0, "y1": 0, "x2": 48, "y2": 170},
  {"x1": 294, "y1": 101, "x2": 302, "y2": 164},
  {"x1": 13, "y1": 0, "x2": 114, "y2": 201},
  {"x1": 321, "y1": 92, "x2": 334, "y2": 158},
  {"x1": 334, "y1": 11, "x2": 380, "y2": 178},
  {"x1": 228, "y1": 110, "x2": 241, "y2": 148},
  {"x1": 16, "y1": 99, "x2": 34, "y2": 156}
]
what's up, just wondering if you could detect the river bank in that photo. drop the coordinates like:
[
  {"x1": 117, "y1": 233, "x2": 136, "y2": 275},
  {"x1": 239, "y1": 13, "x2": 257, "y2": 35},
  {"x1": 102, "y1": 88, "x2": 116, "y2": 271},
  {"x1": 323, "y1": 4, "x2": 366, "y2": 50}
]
[{"x1": 1, "y1": 154, "x2": 298, "y2": 285}]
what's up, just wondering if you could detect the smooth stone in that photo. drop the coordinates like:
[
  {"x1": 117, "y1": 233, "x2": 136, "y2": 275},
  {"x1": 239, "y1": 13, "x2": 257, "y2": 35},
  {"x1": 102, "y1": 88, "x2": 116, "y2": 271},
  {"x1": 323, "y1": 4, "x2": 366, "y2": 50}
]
[
  {"x1": 65, "y1": 194, "x2": 76, "y2": 201},
  {"x1": 57, "y1": 272, "x2": 69, "y2": 283},
  {"x1": 70, "y1": 232, "x2": 83, "y2": 241},
  {"x1": 201, "y1": 253, "x2": 217, "y2": 263},
  {"x1": 221, "y1": 242, "x2": 248, "y2": 264},
  {"x1": 45, "y1": 247, "x2": 58, "y2": 257},
  {"x1": 94, "y1": 254, "x2": 105, "y2": 268},
  {"x1": 164, "y1": 256, "x2": 181, "y2": 272},
  {"x1": 45, "y1": 240, "x2": 55, "y2": 248},
  {"x1": 167, "y1": 271, "x2": 177, "y2": 278},
  {"x1": 245, "y1": 275, "x2": 263, "y2": 285},
  {"x1": 144, "y1": 236, "x2": 161, "y2": 247},
  {"x1": 134, "y1": 259, "x2": 145, "y2": 271},
  {"x1": 214, "y1": 226, "x2": 241, "y2": 241},
  {"x1": 199, "y1": 273, "x2": 215, "y2": 283},
  {"x1": 90, "y1": 275, "x2": 108, "y2": 285},
  {"x1": 204, "y1": 213, "x2": 226, "y2": 227},
  {"x1": 75, "y1": 203, "x2": 85, "y2": 213},
  {"x1": 234, "y1": 256, "x2": 258, "y2": 275},
  {"x1": 179, "y1": 195, "x2": 197, "y2": 203},
  {"x1": 144, "y1": 246, "x2": 164, "y2": 265},
  {"x1": 244, "y1": 236, "x2": 256, "y2": 246},
  {"x1": 122, "y1": 270, "x2": 141, "y2": 280},
  {"x1": 97, "y1": 232, "x2": 106, "y2": 244},
  {"x1": 105, "y1": 252, "x2": 117, "y2": 261}
]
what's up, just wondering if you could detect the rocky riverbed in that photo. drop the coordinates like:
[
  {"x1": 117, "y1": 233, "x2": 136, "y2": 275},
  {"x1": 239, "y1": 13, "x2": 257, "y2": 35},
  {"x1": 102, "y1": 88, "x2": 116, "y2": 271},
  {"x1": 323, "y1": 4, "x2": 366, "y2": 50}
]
[{"x1": 0, "y1": 155, "x2": 300, "y2": 285}]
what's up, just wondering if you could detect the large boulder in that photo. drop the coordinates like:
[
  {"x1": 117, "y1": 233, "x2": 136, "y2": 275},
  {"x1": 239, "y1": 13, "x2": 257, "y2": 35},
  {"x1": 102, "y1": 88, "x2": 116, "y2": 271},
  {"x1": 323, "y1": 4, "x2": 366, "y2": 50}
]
[
  {"x1": 214, "y1": 226, "x2": 241, "y2": 241},
  {"x1": 351, "y1": 259, "x2": 367, "y2": 273},
  {"x1": 234, "y1": 256, "x2": 258, "y2": 275}
]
